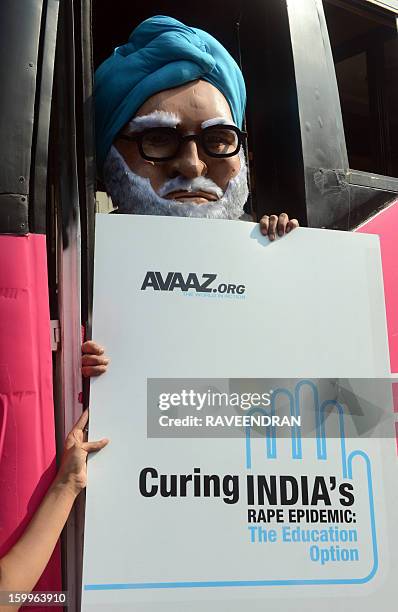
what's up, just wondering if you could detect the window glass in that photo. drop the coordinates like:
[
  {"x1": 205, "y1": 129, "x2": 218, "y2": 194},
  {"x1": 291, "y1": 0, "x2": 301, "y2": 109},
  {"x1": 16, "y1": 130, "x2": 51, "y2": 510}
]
[
  {"x1": 384, "y1": 37, "x2": 398, "y2": 175},
  {"x1": 335, "y1": 51, "x2": 371, "y2": 171},
  {"x1": 323, "y1": 0, "x2": 398, "y2": 177}
]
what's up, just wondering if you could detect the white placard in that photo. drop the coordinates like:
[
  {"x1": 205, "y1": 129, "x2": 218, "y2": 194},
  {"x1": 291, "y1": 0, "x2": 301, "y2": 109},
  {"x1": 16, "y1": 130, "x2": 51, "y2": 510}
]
[{"x1": 82, "y1": 215, "x2": 397, "y2": 611}]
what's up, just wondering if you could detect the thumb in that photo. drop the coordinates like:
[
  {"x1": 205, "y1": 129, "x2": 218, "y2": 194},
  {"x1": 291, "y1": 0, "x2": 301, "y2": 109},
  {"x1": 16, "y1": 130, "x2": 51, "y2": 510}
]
[{"x1": 82, "y1": 438, "x2": 109, "y2": 454}]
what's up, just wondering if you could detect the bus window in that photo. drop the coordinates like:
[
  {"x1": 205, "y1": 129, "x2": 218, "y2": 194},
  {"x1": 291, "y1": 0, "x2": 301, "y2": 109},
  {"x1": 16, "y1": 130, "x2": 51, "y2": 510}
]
[
  {"x1": 92, "y1": 0, "x2": 306, "y2": 225},
  {"x1": 323, "y1": 0, "x2": 398, "y2": 177},
  {"x1": 384, "y1": 36, "x2": 398, "y2": 176}
]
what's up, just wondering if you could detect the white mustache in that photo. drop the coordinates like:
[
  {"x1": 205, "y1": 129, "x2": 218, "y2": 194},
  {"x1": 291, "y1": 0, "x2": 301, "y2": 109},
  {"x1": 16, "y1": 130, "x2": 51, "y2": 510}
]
[
  {"x1": 103, "y1": 146, "x2": 249, "y2": 220},
  {"x1": 158, "y1": 176, "x2": 223, "y2": 199}
]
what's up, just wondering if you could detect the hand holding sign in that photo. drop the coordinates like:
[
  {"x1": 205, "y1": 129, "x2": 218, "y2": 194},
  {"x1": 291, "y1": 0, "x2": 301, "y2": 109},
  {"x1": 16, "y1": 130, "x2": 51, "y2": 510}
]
[{"x1": 81, "y1": 340, "x2": 110, "y2": 378}]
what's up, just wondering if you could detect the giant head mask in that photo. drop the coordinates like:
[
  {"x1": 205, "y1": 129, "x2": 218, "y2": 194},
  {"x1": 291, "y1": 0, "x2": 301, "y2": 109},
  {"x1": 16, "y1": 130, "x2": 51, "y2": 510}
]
[{"x1": 95, "y1": 16, "x2": 249, "y2": 219}]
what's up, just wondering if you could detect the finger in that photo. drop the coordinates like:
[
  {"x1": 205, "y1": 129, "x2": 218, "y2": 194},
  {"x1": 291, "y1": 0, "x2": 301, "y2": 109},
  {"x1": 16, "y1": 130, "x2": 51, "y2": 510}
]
[
  {"x1": 259, "y1": 215, "x2": 269, "y2": 235},
  {"x1": 82, "y1": 365, "x2": 108, "y2": 378},
  {"x1": 268, "y1": 215, "x2": 278, "y2": 241},
  {"x1": 64, "y1": 411, "x2": 88, "y2": 449},
  {"x1": 286, "y1": 219, "x2": 299, "y2": 233},
  {"x1": 74, "y1": 409, "x2": 89, "y2": 431},
  {"x1": 82, "y1": 340, "x2": 105, "y2": 356},
  {"x1": 81, "y1": 354, "x2": 110, "y2": 367},
  {"x1": 82, "y1": 439, "x2": 109, "y2": 453},
  {"x1": 277, "y1": 213, "x2": 289, "y2": 236}
]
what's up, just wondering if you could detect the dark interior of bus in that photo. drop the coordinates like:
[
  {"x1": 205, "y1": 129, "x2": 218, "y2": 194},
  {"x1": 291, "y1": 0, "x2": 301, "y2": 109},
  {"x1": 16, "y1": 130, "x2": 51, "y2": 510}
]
[
  {"x1": 92, "y1": 0, "x2": 398, "y2": 225},
  {"x1": 324, "y1": 1, "x2": 398, "y2": 178}
]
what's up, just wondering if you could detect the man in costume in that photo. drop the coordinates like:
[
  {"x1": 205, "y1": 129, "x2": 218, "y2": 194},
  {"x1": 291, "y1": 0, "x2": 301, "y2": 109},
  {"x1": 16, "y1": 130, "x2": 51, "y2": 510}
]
[{"x1": 82, "y1": 15, "x2": 299, "y2": 375}]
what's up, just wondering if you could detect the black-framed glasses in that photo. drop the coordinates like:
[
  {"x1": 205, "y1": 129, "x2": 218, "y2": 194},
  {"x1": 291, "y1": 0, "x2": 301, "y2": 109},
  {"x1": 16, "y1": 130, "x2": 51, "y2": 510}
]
[{"x1": 118, "y1": 124, "x2": 247, "y2": 161}]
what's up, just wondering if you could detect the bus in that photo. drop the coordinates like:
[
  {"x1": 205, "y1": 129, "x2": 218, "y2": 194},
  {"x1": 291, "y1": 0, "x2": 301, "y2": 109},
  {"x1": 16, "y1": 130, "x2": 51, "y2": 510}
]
[{"x1": 0, "y1": 1, "x2": 397, "y2": 610}]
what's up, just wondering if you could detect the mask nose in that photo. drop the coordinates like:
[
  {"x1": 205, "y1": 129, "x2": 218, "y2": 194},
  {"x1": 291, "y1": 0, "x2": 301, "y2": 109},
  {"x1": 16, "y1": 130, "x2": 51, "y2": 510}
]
[{"x1": 168, "y1": 139, "x2": 207, "y2": 178}]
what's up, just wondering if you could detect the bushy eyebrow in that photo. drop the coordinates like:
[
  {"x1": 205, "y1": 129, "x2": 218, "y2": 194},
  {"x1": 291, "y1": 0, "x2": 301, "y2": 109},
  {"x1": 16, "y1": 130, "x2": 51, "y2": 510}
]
[
  {"x1": 126, "y1": 111, "x2": 181, "y2": 133},
  {"x1": 201, "y1": 117, "x2": 236, "y2": 129}
]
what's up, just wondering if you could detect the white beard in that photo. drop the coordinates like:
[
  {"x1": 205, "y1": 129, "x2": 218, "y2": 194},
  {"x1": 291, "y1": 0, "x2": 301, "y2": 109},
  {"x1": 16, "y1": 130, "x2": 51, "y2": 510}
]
[{"x1": 102, "y1": 145, "x2": 249, "y2": 220}]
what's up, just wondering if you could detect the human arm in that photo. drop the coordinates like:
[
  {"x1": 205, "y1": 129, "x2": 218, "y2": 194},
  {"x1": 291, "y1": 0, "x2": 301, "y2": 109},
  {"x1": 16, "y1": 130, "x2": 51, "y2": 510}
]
[{"x1": 0, "y1": 410, "x2": 108, "y2": 597}]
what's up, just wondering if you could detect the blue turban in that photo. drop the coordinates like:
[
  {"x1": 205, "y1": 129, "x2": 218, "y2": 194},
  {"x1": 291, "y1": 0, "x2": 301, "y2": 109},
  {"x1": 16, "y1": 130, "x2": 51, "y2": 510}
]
[{"x1": 94, "y1": 15, "x2": 246, "y2": 173}]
